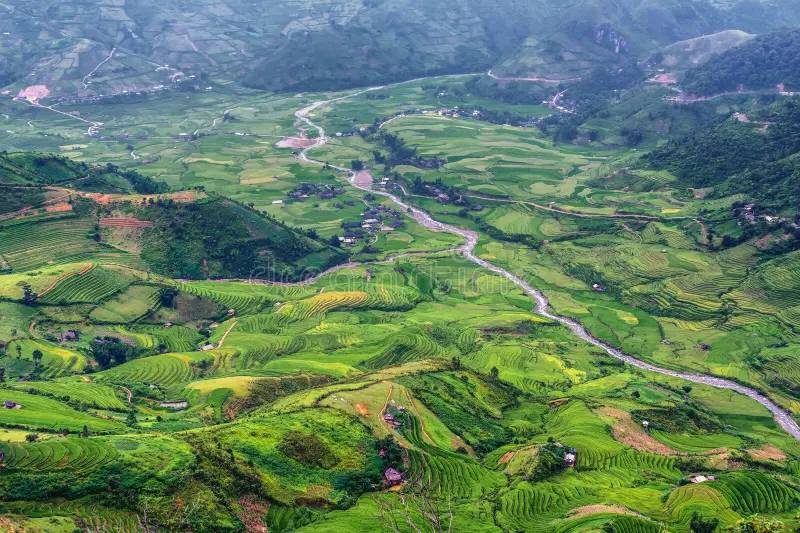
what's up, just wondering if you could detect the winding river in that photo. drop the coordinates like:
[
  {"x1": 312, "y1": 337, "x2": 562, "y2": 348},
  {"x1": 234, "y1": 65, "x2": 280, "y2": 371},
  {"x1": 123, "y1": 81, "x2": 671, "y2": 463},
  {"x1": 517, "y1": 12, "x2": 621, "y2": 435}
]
[{"x1": 292, "y1": 86, "x2": 800, "y2": 442}]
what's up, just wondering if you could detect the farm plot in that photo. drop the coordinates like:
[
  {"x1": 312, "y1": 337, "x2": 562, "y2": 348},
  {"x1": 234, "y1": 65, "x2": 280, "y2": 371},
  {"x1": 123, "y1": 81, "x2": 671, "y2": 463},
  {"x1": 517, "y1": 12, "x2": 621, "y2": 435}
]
[
  {"x1": 6, "y1": 380, "x2": 128, "y2": 410},
  {"x1": 0, "y1": 389, "x2": 124, "y2": 433},
  {"x1": 38, "y1": 264, "x2": 132, "y2": 305},
  {"x1": 0, "y1": 216, "x2": 106, "y2": 272},
  {"x1": 90, "y1": 285, "x2": 160, "y2": 323}
]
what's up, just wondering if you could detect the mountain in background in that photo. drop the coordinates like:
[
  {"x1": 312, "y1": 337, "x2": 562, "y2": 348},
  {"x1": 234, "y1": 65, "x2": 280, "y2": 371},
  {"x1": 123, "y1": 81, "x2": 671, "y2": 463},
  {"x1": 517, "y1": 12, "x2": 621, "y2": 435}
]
[{"x1": 2, "y1": 0, "x2": 800, "y2": 98}]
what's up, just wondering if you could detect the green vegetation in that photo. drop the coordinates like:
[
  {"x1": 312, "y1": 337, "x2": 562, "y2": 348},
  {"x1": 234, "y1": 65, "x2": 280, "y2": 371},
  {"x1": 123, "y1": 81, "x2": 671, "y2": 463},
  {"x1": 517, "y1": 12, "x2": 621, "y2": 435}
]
[
  {"x1": 3, "y1": 9, "x2": 800, "y2": 527},
  {"x1": 682, "y1": 29, "x2": 800, "y2": 96}
]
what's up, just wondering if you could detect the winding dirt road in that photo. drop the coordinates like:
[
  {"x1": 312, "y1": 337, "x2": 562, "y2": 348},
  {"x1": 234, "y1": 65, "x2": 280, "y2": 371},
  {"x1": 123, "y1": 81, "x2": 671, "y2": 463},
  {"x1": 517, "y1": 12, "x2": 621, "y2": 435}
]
[{"x1": 290, "y1": 84, "x2": 800, "y2": 442}]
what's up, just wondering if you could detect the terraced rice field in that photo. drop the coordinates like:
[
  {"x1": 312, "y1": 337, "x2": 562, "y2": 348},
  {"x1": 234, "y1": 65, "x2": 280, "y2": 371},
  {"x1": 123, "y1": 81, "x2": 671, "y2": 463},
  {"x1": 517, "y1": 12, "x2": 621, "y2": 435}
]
[
  {"x1": 0, "y1": 390, "x2": 123, "y2": 432},
  {"x1": 7, "y1": 339, "x2": 87, "y2": 376},
  {"x1": 0, "y1": 216, "x2": 103, "y2": 272},
  {"x1": 6, "y1": 380, "x2": 127, "y2": 410},
  {"x1": 96, "y1": 352, "x2": 204, "y2": 391},
  {"x1": 0, "y1": 436, "x2": 119, "y2": 472},
  {"x1": 179, "y1": 281, "x2": 314, "y2": 315},
  {"x1": 38, "y1": 265, "x2": 131, "y2": 305}
]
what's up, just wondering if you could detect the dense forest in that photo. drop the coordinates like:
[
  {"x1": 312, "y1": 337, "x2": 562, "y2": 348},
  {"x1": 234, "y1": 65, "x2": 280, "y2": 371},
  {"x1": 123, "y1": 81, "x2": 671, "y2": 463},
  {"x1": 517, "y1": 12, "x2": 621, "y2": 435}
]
[
  {"x1": 136, "y1": 198, "x2": 347, "y2": 281},
  {"x1": 643, "y1": 98, "x2": 800, "y2": 210},
  {"x1": 682, "y1": 29, "x2": 800, "y2": 95}
]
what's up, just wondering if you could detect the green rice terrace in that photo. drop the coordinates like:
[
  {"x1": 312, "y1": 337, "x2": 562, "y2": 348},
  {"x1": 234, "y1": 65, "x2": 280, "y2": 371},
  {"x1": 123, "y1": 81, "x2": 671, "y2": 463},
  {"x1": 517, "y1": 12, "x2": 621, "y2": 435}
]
[{"x1": 4, "y1": 45, "x2": 800, "y2": 533}]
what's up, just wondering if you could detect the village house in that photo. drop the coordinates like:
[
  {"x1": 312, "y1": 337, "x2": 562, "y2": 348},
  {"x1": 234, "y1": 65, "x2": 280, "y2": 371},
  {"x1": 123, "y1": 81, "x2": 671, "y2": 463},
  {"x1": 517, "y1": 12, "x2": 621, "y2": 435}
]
[
  {"x1": 3, "y1": 401, "x2": 20, "y2": 409},
  {"x1": 563, "y1": 448, "x2": 577, "y2": 467},
  {"x1": 690, "y1": 474, "x2": 716, "y2": 484},
  {"x1": 383, "y1": 467, "x2": 404, "y2": 486},
  {"x1": 383, "y1": 413, "x2": 401, "y2": 429},
  {"x1": 59, "y1": 330, "x2": 80, "y2": 343}
]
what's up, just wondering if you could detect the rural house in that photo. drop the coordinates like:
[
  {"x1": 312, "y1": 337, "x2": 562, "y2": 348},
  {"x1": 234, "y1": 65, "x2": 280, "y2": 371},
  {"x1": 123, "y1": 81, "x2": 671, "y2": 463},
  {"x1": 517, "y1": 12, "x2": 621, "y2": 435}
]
[{"x1": 383, "y1": 467, "x2": 404, "y2": 486}]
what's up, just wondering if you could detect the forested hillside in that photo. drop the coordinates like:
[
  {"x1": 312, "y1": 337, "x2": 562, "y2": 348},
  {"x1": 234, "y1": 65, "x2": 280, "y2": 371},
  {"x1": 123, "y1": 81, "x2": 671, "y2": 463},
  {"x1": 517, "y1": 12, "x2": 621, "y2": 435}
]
[
  {"x1": 643, "y1": 99, "x2": 800, "y2": 210},
  {"x1": 3, "y1": 0, "x2": 800, "y2": 96},
  {"x1": 682, "y1": 29, "x2": 800, "y2": 95}
]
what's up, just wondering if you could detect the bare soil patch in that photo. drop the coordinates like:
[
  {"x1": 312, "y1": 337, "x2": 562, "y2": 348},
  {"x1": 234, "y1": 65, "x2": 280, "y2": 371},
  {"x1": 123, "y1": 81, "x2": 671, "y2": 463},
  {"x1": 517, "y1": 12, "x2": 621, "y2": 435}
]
[
  {"x1": 276, "y1": 136, "x2": 317, "y2": 149},
  {"x1": 498, "y1": 451, "x2": 515, "y2": 464},
  {"x1": 353, "y1": 170, "x2": 374, "y2": 188},
  {"x1": 568, "y1": 504, "x2": 638, "y2": 519},
  {"x1": 17, "y1": 85, "x2": 50, "y2": 103},
  {"x1": 45, "y1": 202, "x2": 73, "y2": 213},
  {"x1": 597, "y1": 406, "x2": 677, "y2": 455},
  {"x1": 747, "y1": 444, "x2": 787, "y2": 463},
  {"x1": 99, "y1": 217, "x2": 154, "y2": 228}
]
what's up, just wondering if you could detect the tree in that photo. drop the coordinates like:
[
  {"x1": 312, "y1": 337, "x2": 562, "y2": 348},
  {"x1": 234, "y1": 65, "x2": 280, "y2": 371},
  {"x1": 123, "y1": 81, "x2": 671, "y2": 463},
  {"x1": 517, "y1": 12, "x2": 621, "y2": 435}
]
[
  {"x1": 25, "y1": 433, "x2": 39, "y2": 442},
  {"x1": 15, "y1": 344, "x2": 21, "y2": 359},
  {"x1": 690, "y1": 512, "x2": 719, "y2": 533},
  {"x1": 126, "y1": 410, "x2": 138, "y2": 427},
  {"x1": 682, "y1": 385, "x2": 693, "y2": 394},
  {"x1": 490, "y1": 366, "x2": 499, "y2": 380},
  {"x1": 328, "y1": 235, "x2": 341, "y2": 247},
  {"x1": 91, "y1": 337, "x2": 136, "y2": 369},
  {"x1": 0, "y1": 368, "x2": 5, "y2": 383},
  {"x1": 32, "y1": 349, "x2": 43, "y2": 368},
  {"x1": 81, "y1": 424, "x2": 90, "y2": 438},
  {"x1": 159, "y1": 287, "x2": 180, "y2": 308},
  {"x1": 351, "y1": 159, "x2": 365, "y2": 171},
  {"x1": 19, "y1": 282, "x2": 37, "y2": 304}
]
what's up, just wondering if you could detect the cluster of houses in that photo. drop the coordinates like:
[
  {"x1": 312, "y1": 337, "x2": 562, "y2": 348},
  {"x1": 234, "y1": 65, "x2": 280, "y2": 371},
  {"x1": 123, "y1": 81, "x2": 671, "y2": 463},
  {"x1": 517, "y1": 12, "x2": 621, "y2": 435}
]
[
  {"x1": 737, "y1": 203, "x2": 788, "y2": 227},
  {"x1": 288, "y1": 182, "x2": 345, "y2": 201},
  {"x1": 339, "y1": 206, "x2": 405, "y2": 246}
]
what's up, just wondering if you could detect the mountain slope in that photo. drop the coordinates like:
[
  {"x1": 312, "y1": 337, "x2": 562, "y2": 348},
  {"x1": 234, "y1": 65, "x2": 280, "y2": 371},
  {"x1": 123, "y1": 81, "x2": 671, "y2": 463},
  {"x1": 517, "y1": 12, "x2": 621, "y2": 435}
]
[
  {"x1": 681, "y1": 29, "x2": 800, "y2": 95},
  {"x1": 3, "y1": 0, "x2": 800, "y2": 97}
]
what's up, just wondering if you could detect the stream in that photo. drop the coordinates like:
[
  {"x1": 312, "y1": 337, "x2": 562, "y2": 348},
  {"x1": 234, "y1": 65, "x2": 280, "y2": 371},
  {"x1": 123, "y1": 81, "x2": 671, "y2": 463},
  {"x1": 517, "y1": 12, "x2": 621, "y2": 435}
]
[{"x1": 292, "y1": 86, "x2": 800, "y2": 441}]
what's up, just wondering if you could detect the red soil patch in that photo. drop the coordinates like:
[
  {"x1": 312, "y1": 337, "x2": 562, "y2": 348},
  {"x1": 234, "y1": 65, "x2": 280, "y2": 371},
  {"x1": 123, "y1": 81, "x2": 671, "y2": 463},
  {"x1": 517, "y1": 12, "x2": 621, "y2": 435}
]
[
  {"x1": 84, "y1": 192, "x2": 115, "y2": 205},
  {"x1": 99, "y1": 217, "x2": 154, "y2": 228},
  {"x1": 236, "y1": 496, "x2": 269, "y2": 533},
  {"x1": 355, "y1": 403, "x2": 369, "y2": 416},
  {"x1": 45, "y1": 202, "x2": 73, "y2": 213},
  {"x1": 651, "y1": 73, "x2": 678, "y2": 85},
  {"x1": 16, "y1": 84, "x2": 50, "y2": 103},
  {"x1": 353, "y1": 170, "x2": 374, "y2": 188},
  {"x1": 498, "y1": 451, "x2": 515, "y2": 464},
  {"x1": 276, "y1": 136, "x2": 317, "y2": 149}
]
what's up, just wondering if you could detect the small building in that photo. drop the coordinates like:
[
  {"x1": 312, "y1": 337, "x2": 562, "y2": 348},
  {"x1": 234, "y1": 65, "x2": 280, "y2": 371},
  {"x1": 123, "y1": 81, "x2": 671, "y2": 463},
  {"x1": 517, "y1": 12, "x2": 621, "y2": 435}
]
[
  {"x1": 690, "y1": 475, "x2": 716, "y2": 484},
  {"x1": 200, "y1": 343, "x2": 217, "y2": 351},
  {"x1": 642, "y1": 420, "x2": 650, "y2": 430},
  {"x1": 383, "y1": 467, "x2": 404, "y2": 486},
  {"x1": 383, "y1": 413, "x2": 401, "y2": 429},
  {"x1": 59, "y1": 330, "x2": 80, "y2": 343},
  {"x1": 227, "y1": 309, "x2": 236, "y2": 317},
  {"x1": 591, "y1": 283, "x2": 607, "y2": 292},
  {"x1": 564, "y1": 448, "x2": 577, "y2": 467},
  {"x1": 3, "y1": 401, "x2": 20, "y2": 409},
  {"x1": 271, "y1": 200, "x2": 283, "y2": 205}
]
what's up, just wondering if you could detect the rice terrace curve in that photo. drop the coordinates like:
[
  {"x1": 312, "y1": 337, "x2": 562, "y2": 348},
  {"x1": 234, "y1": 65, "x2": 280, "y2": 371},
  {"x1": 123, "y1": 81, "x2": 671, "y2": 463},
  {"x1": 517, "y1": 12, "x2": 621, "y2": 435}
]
[{"x1": 295, "y1": 83, "x2": 800, "y2": 442}]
